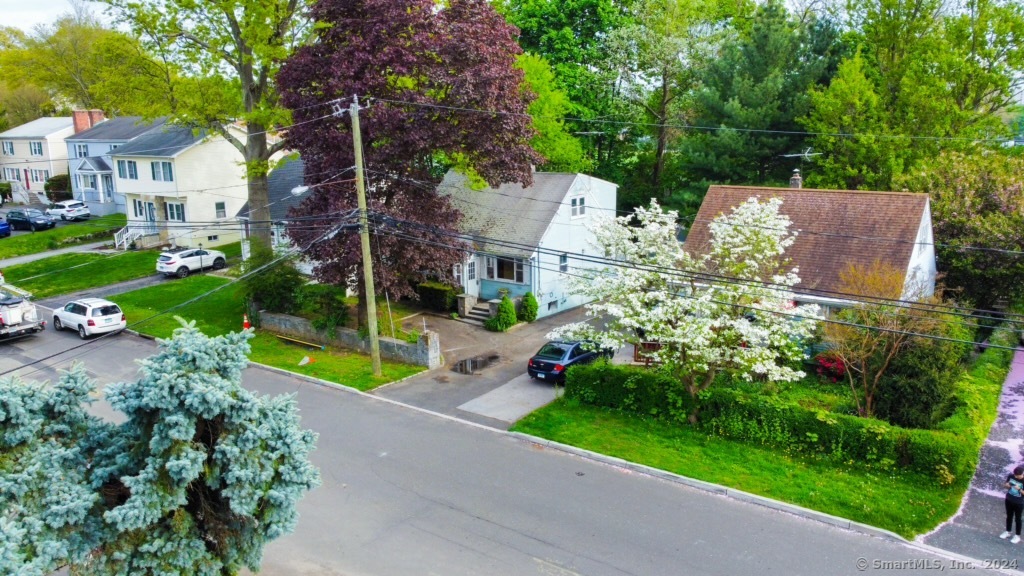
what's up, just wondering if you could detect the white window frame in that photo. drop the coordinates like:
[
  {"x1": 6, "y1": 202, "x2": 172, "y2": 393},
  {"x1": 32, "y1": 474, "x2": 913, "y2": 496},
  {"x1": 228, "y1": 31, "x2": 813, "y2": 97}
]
[
  {"x1": 165, "y1": 202, "x2": 185, "y2": 222},
  {"x1": 75, "y1": 144, "x2": 89, "y2": 158},
  {"x1": 108, "y1": 144, "x2": 119, "y2": 152},
  {"x1": 78, "y1": 174, "x2": 97, "y2": 189},
  {"x1": 453, "y1": 264, "x2": 462, "y2": 286},
  {"x1": 485, "y1": 256, "x2": 524, "y2": 283},
  {"x1": 29, "y1": 141, "x2": 43, "y2": 156},
  {"x1": 151, "y1": 161, "x2": 173, "y2": 182},
  {"x1": 571, "y1": 196, "x2": 585, "y2": 217},
  {"x1": 3, "y1": 168, "x2": 18, "y2": 181},
  {"x1": 467, "y1": 260, "x2": 476, "y2": 281},
  {"x1": 1, "y1": 141, "x2": 13, "y2": 155},
  {"x1": 560, "y1": 253, "x2": 568, "y2": 273},
  {"x1": 117, "y1": 160, "x2": 138, "y2": 180},
  {"x1": 215, "y1": 202, "x2": 226, "y2": 219},
  {"x1": 30, "y1": 169, "x2": 49, "y2": 183},
  {"x1": 132, "y1": 199, "x2": 143, "y2": 218}
]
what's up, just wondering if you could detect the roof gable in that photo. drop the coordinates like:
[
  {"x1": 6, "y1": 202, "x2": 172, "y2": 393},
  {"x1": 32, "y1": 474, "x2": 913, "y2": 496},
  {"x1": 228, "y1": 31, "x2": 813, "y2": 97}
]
[
  {"x1": 685, "y1": 185, "x2": 930, "y2": 297},
  {"x1": 111, "y1": 125, "x2": 208, "y2": 158},
  {"x1": 439, "y1": 171, "x2": 579, "y2": 257}
]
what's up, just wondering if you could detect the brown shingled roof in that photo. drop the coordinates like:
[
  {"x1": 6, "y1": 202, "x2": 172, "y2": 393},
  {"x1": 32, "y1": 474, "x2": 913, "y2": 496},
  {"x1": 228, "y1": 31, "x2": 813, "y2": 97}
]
[{"x1": 684, "y1": 185, "x2": 929, "y2": 297}]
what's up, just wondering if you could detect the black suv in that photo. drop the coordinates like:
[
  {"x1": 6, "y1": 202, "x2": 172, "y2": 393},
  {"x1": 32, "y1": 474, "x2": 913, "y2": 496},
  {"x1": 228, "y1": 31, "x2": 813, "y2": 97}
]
[{"x1": 6, "y1": 209, "x2": 56, "y2": 231}]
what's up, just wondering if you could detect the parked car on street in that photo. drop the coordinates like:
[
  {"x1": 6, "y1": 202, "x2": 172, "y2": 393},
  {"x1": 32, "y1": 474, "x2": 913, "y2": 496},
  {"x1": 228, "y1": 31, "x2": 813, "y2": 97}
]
[
  {"x1": 0, "y1": 220, "x2": 10, "y2": 238},
  {"x1": 156, "y1": 247, "x2": 227, "y2": 278},
  {"x1": 6, "y1": 209, "x2": 56, "y2": 231},
  {"x1": 527, "y1": 340, "x2": 614, "y2": 383},
  {"x1": 52, "y1": 298, "x2": 126, "y2": 339},
  {"x1": 46, "y1": 199, "x2": 91, "y2": 221}
]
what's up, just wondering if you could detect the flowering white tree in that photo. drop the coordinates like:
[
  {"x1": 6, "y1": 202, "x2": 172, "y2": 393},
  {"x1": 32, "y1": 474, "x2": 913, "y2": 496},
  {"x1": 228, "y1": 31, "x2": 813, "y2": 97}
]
[{"x1": 551, "y1": 197, "x2": 820, "y2": 423}]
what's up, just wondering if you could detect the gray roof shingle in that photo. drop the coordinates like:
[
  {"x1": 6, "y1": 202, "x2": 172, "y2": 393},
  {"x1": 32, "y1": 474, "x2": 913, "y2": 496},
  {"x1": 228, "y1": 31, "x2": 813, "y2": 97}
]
[
  {"x1": 112, "y1": 125, "x2": 207, "y2": 157},
  {"x1": 236, "y1": 156, "x2": 305, "y2": 221},
  {"x1": 439, "y1": 171, "x2": 578, "y2": 257},
  {"x1": 66, "y1": 117, "x2": 167, "y2": 142},
  {"x1": 0, "y1": 117, "x2": 73, "y2": 138}
]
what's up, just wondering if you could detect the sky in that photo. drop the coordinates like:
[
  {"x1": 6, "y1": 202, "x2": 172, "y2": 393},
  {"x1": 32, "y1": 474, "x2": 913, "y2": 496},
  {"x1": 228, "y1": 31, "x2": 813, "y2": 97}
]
[{"x1": 4, "y1": 0, "x2": 110, "y2": 34}]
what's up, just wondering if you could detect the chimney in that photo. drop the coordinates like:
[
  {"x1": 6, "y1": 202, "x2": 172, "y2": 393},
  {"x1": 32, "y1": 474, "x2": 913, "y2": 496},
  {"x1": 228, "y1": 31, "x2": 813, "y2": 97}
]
[
  {"x1": 789, "y1": 169, "x2": 803, "y2": 189},
  {"x1": 72, "y1": 109, "x2": 106, "y2": 133}
]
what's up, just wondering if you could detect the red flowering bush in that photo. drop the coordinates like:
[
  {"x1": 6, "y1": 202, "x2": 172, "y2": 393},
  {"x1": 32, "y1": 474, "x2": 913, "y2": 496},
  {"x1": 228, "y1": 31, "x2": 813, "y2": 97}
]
[{"x1": 815, "y1": 352, "x2": 846, "y2": 383}]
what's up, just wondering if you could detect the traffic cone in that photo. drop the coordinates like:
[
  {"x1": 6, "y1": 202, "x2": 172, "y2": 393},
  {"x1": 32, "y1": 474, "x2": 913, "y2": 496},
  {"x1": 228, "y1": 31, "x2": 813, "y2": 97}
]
[{"x1": 243, "y1": 313, "x2": 251, "y2": 330}]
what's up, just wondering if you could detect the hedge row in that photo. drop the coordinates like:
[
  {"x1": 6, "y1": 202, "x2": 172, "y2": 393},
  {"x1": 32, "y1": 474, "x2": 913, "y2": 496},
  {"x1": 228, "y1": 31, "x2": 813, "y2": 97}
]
[
  {"x1": 564, "y1": 336, "x2": 1015, "y2": 481},
  {"x1": 416, "y1": 281, "x2": 458, "y2": 312}
]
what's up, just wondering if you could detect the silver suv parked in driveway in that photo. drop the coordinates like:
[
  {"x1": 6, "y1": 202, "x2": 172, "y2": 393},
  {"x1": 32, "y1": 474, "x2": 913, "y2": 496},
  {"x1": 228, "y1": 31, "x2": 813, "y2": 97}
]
[{"x1": 156, "y1": 248, "x2": 227, "y2": 278}]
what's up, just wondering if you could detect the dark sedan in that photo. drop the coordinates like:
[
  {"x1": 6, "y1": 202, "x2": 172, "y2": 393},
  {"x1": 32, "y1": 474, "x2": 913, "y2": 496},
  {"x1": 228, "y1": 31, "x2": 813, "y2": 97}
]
[
  {"x1": 6, "y1": 209, "x2": 56, "y2": 231},
  {"x1": 527, "y1": 340, "x2": 613, "y2": 383}
]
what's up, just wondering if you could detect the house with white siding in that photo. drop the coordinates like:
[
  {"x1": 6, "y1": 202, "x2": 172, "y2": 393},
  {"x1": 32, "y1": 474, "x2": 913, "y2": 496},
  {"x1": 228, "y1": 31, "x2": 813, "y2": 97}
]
[
  {"x1": 0, "y1": 117, "x2": 75, "y2": 203},
  {"x1": 113, "y1": 125, "x2": 249, "y2": 250},
  {"x1": 65, "y1": 114, "x2": 168, "y2": 216},
  {"x1": 439, "y1": 170, "x2": 617, "y2": 320}
]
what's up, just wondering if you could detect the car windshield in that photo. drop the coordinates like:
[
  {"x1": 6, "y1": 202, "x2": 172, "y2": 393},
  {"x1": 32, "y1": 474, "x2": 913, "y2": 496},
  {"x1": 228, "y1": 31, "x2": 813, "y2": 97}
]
[
  {"x1": 93, "y1": 305, "x2": 121, "y2": 316},
  {"x1": 535, "y1": 343, "x2": 570, "y2": 359},
  {"x1": 25, "y1": 209, "x2": 43, "y2": 217}
]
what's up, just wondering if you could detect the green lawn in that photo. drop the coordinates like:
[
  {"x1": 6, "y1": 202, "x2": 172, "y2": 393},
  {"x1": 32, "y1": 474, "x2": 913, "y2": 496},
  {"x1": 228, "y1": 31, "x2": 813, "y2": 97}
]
[
  {"x1": 116, "y1": 275, "x2": 422, "y2": 390},
  {"x1": 512, "y1": 400, "x2": 964, "y2": 538},
  {"x1": 0, "y1": 213, "x2": 126, "y2": 259},
  {"x1": 4, "y1": 250, "x2": 160, "y2": 299}
]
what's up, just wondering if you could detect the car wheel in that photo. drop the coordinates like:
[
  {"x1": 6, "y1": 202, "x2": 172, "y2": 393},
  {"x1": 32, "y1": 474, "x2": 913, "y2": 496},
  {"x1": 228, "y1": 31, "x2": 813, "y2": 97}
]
[
  {"x1": 53, "y1": 316, "x2": 63, "y2": 331},
  {"x1": 30, "y1": 224, "x2": 36, "y2": 232},
  {"x1": 60, "y1": 215, "x2": 66, "y2": 221},
  {"x1": 212, "y1": 257, "x2": 225, "y2": 270},
  {"x1": 176, "y1": 266, "x2": 190, "y2": 279},
  {"x1": 78, "y1": 325, "x2": 88, "y2": 339}
]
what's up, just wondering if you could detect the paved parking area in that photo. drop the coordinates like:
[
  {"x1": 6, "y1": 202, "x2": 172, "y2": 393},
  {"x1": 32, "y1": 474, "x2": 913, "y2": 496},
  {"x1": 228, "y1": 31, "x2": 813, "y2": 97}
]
[{"x1": 372, "y1": 306, "x2": 595, "y2": 429}]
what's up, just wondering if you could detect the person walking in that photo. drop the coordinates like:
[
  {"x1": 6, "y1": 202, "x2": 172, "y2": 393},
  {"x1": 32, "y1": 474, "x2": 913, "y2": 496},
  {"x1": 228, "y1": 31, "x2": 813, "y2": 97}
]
[{"x1": 1001, "y1": 466, "x2": 1024, "y2": 543}]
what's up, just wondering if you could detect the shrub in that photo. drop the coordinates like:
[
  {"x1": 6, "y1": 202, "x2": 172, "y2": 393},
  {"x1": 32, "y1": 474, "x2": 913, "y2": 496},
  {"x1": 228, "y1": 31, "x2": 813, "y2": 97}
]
[
  {"x1": 565, "y1": 361, "x2": 694, "y2": 419},
  {"x1": 417, "y1": 281, "x2": 459, "y2": 312},
  {"x1": 518, "y1": 291, "x2": 539, "y2": 322},
  {"x1": 0, "y1": 182, "x2": 10, "y2": 200},
  {"x1": 484, "y1": 295, "x2": 517, "y2": 332},
  {"x1": 240, "y1": 245, "x2": 306, "y2": 315},
  {"x1": 814, "y1": 351, "x2": 846, "y2": 383},
  {"x1": 44, "y1": 174, "x2": 72, "y2": 201},
  {"x1": 297, "y1": 283, "x2": 350, "y2": 335},
  {"x1": 874, "y1": 313, "x2": 973, "y2": 429}
]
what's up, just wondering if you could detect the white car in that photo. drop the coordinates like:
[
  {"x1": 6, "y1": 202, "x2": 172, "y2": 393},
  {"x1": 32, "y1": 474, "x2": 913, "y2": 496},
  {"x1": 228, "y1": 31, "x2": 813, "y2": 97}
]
[
  {"x1": 52, "y1": 298, "x2": 126, "y2": 339},
  {"x1": 156, "y1": 248, "x2": 227, "y2": 278},
  {"x1": 45, "y1": 200, "x2": 91, "y2": 221}
]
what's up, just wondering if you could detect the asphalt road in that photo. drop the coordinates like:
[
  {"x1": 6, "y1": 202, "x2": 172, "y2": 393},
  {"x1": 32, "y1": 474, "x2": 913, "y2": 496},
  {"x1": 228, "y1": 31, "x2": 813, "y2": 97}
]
[{"x1": 2, "y1": 320, "x2": 1012, "y2": 576}]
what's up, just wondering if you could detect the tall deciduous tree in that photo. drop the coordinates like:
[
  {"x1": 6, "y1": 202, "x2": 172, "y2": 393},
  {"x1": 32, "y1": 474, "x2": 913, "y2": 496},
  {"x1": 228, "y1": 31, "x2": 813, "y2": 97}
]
[
  {"x1": 896, "y1": 150, "x2": 1024, "y2": 311},
  {"x1": 278, "y1": 0, "x2": 539, "y2": 328},
  {"x1": 551, "y1": 197, "x2": 819, "y2": 423},
  {"x1": 518, "y1": 53, "x2": 591, "y2": 173},
  {"x1": 103, "y1": 0, "x2": 312, "y2": 248},
  {"x1": 678, "y1": 0, "x2": 844, "y2": 195},
  {"x1": 799, "y1": 51, "x2": 908, "y2": 190},
  {"x1": 0, "y1": 322, "x2": 319, "y2": 575}
]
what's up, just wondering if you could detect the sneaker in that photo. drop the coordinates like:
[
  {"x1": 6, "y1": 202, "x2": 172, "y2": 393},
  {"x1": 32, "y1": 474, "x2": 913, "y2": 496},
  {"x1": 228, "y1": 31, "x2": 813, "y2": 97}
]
[
  {"x1": 1012, "y1": 535, "x2": 1021, "y2": 544},
  {"x1": 1001, "y1": 531, "x2": 1012, "y2": 539}
]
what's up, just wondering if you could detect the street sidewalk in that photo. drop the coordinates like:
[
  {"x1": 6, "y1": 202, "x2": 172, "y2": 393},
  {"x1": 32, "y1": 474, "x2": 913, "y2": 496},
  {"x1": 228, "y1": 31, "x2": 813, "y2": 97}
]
[{"x1": 923, "y1": 348, "x2": 1024, "y2": 567}]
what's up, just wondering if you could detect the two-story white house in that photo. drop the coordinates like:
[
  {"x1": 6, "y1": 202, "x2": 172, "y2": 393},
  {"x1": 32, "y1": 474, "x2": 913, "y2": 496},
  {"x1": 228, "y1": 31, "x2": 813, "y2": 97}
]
[
  {"x1": 113, "y1": 125, "x2": 248, "y2": 250},
  {"x1": 439, "y1": 169, "x2": 618, "y2": 320},
  {"x1": 0, "y1": 117, "x2": 75, "y2": 203},
  {"x1": 65, "y1": 115, "x2": 168, "y2": 216}
]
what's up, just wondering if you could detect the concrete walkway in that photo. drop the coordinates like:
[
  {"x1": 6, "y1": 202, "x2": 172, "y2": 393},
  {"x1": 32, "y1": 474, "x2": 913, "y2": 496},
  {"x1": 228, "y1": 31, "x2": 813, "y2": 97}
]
[
  {"x1": 0, "y1": 240, "x2": 112, "y2": 268},
  {"x1": 923, "y1": 349, "x2": 1024, "y2": 566}
]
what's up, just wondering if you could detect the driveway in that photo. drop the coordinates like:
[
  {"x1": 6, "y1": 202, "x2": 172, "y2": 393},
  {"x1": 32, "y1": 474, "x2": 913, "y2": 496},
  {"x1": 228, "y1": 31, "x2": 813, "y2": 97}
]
[{"x1": 373, "y1": 306, "x2": 595, "y2": 429}]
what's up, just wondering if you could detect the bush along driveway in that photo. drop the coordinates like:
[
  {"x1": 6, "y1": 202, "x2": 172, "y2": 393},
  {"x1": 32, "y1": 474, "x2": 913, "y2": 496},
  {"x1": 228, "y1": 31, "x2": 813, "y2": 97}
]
[
  {"x1": 114, "y1": 275, "x2": 423, "y2": 390},
  {"x1": 512, "y1": 328, "x2": 1018, "y2": 539}
]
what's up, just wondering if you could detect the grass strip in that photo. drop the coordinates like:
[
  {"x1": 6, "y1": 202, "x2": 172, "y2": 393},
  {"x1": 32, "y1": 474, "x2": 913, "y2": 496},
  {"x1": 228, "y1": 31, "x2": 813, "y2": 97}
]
[
  {"x1": 3, "y1": 251, "x2": 161, "y2": 299},
  {"x1": 512, "y1": 399, "x2": 965, "y2": 538},
  {"x1": 115, "y1": 275, "x2": 422, "y2": 390},
  {"x1": 0, "y1": 214, "x2": 126, "y2": 259}
]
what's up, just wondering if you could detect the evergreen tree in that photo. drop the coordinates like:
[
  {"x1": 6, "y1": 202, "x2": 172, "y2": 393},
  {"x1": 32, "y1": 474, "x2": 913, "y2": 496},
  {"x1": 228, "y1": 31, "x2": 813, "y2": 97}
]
[{"x1": 0, "y1": 322, "x2": 320, "y2": 575}]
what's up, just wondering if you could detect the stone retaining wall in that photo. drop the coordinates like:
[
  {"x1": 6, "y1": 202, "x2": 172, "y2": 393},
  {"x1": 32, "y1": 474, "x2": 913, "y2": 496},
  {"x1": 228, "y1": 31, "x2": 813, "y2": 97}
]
[{"x1": 260, "y1": 312, "x2": 442, "y2": 369}]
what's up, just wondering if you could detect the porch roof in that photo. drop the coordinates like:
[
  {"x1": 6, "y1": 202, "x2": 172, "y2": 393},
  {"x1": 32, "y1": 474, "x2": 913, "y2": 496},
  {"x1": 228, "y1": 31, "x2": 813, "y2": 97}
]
[{"x1": 75, "y1": 157, "x2": 112, "y2": 173}]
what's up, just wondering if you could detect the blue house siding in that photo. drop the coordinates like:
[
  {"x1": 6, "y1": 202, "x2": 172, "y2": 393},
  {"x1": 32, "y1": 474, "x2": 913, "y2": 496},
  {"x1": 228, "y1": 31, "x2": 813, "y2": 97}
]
[{"x1": 479, "y1": 279, "x2": 531, "y2": 301}]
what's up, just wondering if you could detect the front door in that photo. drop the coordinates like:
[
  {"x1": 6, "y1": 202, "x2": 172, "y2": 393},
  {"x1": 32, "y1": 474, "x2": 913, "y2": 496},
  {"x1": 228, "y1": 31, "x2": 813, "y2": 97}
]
[
  {"x1": 101, "y1": 174, "x2": 113, "y2": 202},
  {"x1": 465, "y1": 258, "x2": 480, "y2": 298},
  {"x1": 145, "y1": 202, "x2": 157, "y2": 235}
]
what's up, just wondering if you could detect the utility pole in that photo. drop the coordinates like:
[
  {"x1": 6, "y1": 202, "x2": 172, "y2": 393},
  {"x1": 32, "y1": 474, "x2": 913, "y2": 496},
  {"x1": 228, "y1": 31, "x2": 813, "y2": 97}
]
[{"x1": 350, "y1": 96, "x2": 383, "y2": 377}]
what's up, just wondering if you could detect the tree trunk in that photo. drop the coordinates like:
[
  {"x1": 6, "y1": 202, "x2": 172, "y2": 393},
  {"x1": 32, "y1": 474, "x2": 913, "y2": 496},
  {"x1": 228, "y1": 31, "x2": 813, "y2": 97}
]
[
  {"x1": 654, "y1": 74, "x2": 669, "y2": 196},
  {"x1": 245, "y1": 128, "x2": 272, "y2": 249}
]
